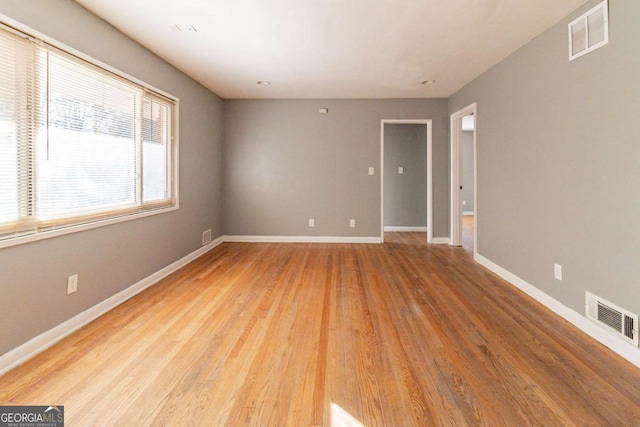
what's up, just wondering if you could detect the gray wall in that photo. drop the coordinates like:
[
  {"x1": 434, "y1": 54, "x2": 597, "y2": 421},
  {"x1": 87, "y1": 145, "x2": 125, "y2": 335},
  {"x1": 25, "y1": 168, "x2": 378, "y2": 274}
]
[
  {"x1": 223, "y1": 99, "x2": 449, "y2": 238},
  {"x1": 448, "y1": 0, "x2": 640, "y2": 316},
  {"x1": 383, "y1": 124, "x2": 428, "y2": 227},
  {"x1": 0, "y1": 0, "x2": 223, "y2": 356},
  {"x1": 462, "y1": 130, "x2": 474, "y2": 212}
]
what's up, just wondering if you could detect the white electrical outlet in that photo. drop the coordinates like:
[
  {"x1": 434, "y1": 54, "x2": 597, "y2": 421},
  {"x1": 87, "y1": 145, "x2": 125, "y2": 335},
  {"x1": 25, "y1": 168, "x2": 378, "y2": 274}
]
[
  {"x1": 554, "y1": 263, "x2": 562, "y2": 281},
  {"x1": 368, "y1": 167, "x2": 374, "y2": 175},
  {"x1": 398, "y1": 166, "x2": 404, "y2": 174},
  {"x1": 67, "y1": 274, "x2": 78, "y2": 294},
  {"x1": 309, "y1": 218, "x2": 315, "y2": 227},
  {"x1": 463, "y1": 200, "x2": 467, "y2": 206},
  {"x1": 350, "y1": 219, "x2": 356, "y2": 228}
]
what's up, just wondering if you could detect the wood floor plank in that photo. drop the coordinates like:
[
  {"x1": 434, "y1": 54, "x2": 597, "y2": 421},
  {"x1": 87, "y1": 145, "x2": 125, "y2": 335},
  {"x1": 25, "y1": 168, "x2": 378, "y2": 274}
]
[
  {"x1": 311, "y1": 249, "x2": 333, "y2": 426},
  {"x1": 2, "y1": 234, "x2": 640, "y2": 426}
]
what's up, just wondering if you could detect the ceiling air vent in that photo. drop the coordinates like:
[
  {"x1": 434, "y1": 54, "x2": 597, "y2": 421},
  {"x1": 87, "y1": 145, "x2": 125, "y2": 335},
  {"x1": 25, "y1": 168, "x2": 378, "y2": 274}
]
[
  {"x1": 586, "y1": 291, "x2": 638, "y2": 347},
  {"x1": 569, "y1": 1, "x2": 609, "y2": 61}
]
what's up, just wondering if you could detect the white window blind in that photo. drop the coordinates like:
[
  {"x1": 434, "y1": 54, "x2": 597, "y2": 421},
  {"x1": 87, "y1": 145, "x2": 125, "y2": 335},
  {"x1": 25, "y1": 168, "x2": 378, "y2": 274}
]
[
  {"x1": 0, "y1": 28, "x2": 38, "y2": 236},
  {"x1": 0, "y1": 22, "x2": 177, "y2": 242}
]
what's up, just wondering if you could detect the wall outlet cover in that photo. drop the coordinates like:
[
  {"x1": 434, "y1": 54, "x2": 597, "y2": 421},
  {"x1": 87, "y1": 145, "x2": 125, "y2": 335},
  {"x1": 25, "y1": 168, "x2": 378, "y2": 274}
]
[
  {"x1": 67, "y1": 274, "x2": 78, "y2": 294},
  {"x1": 554, "y1": 263, "x2": 562, "y2": 281}
]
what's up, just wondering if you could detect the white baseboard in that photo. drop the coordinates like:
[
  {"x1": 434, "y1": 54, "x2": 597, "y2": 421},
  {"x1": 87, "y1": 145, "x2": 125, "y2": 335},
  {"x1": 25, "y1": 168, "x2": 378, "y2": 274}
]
[
  {"x1": 475, "y1": 253, "x2": 640, "y2": 369},
  {"x1": 225, "y1": 233, "x2": 450, "y2": 246},
  {"x1": 0, "y1": 236, "x2": 224, "y2": 376},
  {"x1": 431, "y1": 237, "x2": 451, "y2": 245},
  {"x1": 462, "y1": 211, "x2": 475, "y2": 216},
  {"x1": 223, "y1": 235, "x2": 383, "y2": 244},
  {"x1": 384, "y1": 226, "x2": 428, "y2": 232}
]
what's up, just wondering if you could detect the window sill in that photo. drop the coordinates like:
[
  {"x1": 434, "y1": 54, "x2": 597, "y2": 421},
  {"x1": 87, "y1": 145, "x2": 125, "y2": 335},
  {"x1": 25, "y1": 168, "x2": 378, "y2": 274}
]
[{"x1": 0, "y1": 204, "x2": 179, "y2": 250}]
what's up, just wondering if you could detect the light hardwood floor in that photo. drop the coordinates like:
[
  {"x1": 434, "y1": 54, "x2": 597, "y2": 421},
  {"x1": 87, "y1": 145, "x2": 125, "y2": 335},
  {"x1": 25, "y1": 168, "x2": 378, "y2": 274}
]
[
  {"x1": 1, "y1": 236, "x2": 640, "y2": 426},
  {"x1": 462, "y1": 214, "x2": 474, "y2": 254}
]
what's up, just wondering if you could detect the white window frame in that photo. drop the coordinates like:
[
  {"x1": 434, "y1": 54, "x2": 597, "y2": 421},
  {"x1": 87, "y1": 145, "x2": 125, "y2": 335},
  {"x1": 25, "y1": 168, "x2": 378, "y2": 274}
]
[{"x1": 0, "y1": 14, "x2": 179, "y2": 250}]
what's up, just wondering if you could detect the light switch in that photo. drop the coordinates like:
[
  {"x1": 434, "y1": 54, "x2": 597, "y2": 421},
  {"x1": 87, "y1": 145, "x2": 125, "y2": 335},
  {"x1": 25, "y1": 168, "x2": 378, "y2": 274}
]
[
  {"x1": 398, "y1": 166, "x2": 404, "y2": 174},
  {"x1": 368, "y1": 167, "x2": 374, "y2": 175}
]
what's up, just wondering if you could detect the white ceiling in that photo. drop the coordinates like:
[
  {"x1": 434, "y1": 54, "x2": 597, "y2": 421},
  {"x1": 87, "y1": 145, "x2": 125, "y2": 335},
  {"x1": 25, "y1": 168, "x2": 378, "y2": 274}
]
[{"x1": 74, "y1": 0, "x2": 587, "y2": 99}]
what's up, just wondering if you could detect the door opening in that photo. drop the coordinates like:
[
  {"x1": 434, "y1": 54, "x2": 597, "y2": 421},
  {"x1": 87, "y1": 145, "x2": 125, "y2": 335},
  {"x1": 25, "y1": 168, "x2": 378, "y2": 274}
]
[
  {"x1": 450, "y1": 103, "x2": 477, "y2": 255},
  {"x1": 461, "y1": 115, "x2": 475, "y2": 253},
  {"x1": 380, "y1": 120, "x2": 432, "y2": 243}
]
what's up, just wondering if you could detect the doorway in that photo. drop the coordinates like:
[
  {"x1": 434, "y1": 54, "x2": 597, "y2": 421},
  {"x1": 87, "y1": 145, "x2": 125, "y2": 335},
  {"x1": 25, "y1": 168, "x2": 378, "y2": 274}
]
[
  {"x1": 450, "y1": 103, "x2": 477, "y2": 255},
  {"x1": 461, "y1": 115, "x2": 475, "y2": 253},
  {"x1": 380, "y1": 120, "x2": 432, "y2": 243}
]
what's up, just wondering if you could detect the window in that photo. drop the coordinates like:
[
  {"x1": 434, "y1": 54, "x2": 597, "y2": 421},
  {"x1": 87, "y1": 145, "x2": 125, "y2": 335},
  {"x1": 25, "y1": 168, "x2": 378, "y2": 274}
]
[{"x1": 0, "y1": 21, "x2": 178, "y2": 246}]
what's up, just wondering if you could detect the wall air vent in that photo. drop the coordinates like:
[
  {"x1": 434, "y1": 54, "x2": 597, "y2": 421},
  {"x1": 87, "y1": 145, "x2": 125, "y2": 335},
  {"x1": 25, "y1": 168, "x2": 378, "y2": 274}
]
[
  {"x1": 202, "y1": 229, "x2": 212, "y2": 246},
  {"x1": 586, "y1": 291, "x2": 638, "y2": 347},
  {"x1": 569, "y1": 1, "x2": 609, "y2": 61}
]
